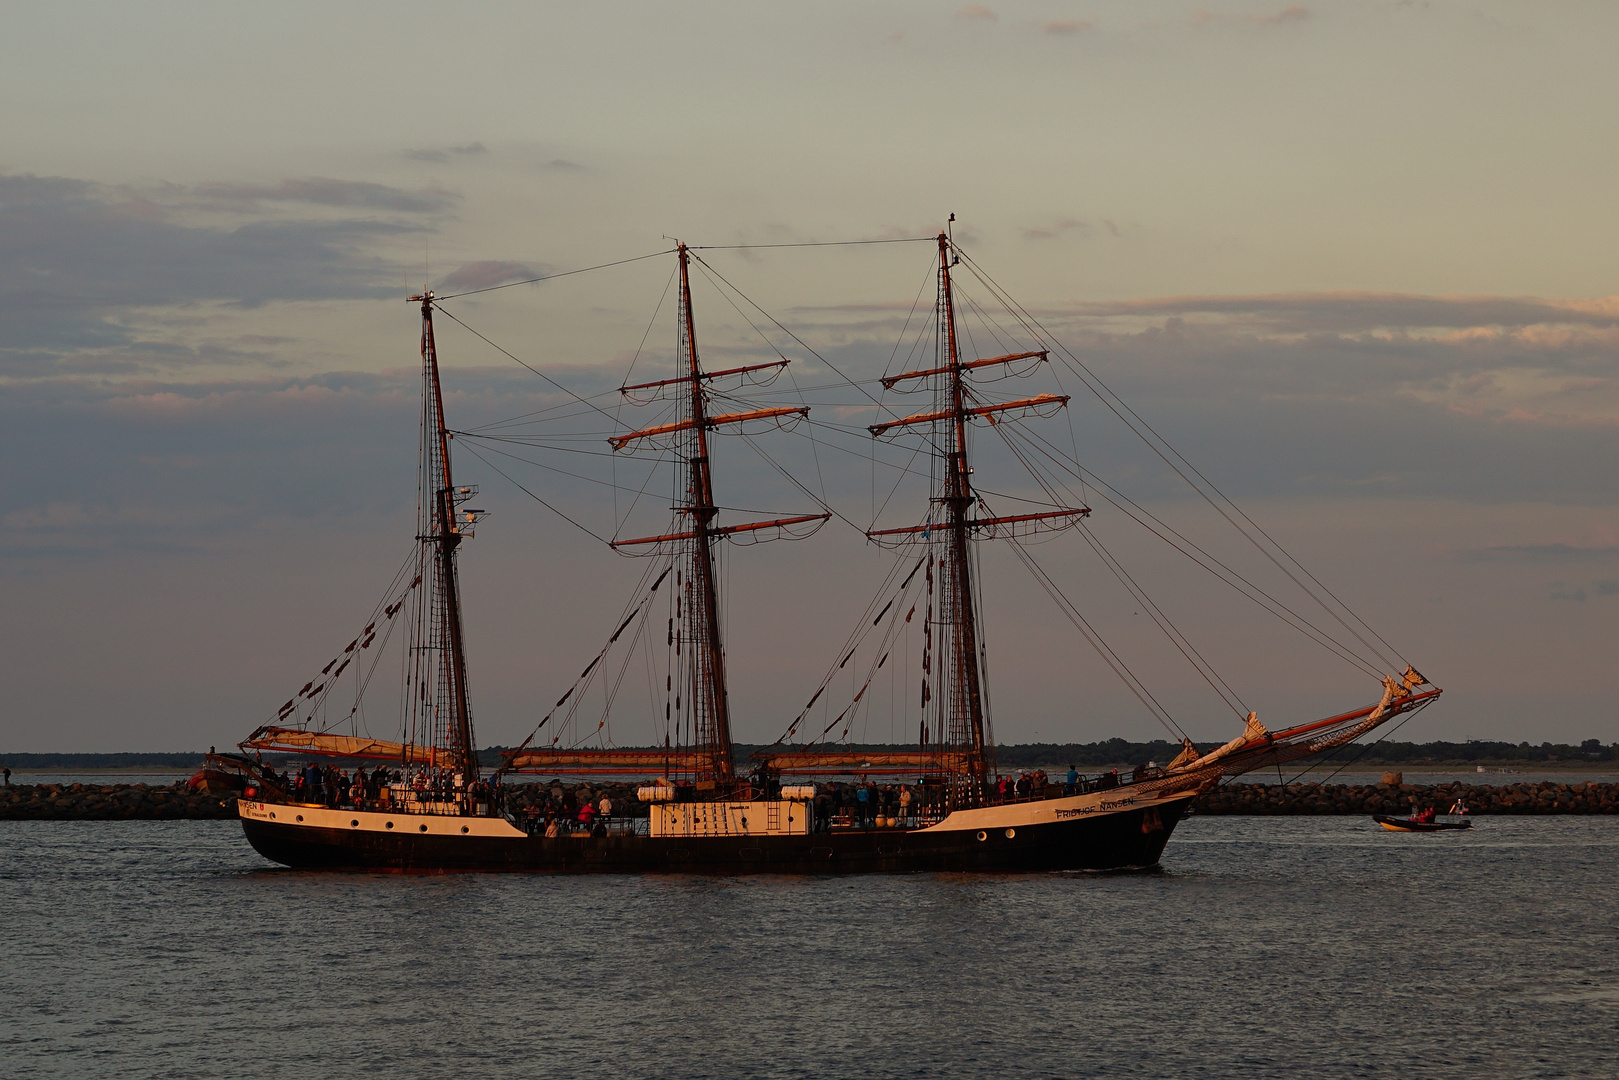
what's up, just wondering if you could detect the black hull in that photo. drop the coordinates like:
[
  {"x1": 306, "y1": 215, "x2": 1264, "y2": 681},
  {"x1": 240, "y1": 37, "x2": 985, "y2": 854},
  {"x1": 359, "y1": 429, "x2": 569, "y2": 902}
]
[{"x1": 241, "y1": 798, "x2": 1193, "y2": 874}]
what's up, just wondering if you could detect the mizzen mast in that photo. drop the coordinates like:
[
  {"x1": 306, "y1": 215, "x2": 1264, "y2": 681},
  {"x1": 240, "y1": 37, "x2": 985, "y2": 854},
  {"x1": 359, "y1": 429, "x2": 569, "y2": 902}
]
[{"x1": 409, "y1": 290, "x2": 482, "y2": 785}]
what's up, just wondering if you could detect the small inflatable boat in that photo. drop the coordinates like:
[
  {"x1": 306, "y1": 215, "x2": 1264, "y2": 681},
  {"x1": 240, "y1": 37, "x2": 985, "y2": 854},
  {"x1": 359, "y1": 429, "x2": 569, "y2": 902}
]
[{"x1": 1374, "y1": 814, "x2": 1473, "y2": 832}]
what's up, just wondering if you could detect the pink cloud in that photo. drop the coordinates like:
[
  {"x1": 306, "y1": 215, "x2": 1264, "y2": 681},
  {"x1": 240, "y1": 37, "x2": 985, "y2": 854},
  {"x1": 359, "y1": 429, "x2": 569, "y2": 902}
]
[
  {"x1": 436, "y1": 261, "x2": 542, "y2": 293},
  {"x1": 1193, "y1": 5, "x2": 1311, "y2": 27},
  {"x1": 956, "y1": 5, "x2": 998, "y2": 22}
]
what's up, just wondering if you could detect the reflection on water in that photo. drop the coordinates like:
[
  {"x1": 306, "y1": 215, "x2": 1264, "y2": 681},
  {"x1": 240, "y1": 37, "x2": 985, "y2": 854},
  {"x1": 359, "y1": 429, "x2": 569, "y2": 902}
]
[{"x1": 1, "y1": 816, "x2": 1612, "y2": 1078}]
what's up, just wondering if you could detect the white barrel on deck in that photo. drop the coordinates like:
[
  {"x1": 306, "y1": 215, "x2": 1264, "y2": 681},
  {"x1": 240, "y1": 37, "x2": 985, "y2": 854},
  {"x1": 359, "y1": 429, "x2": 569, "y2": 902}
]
[
  {"x1": 637, "y1": 784, "x2": 676, "y2": 802},
  {"x1": 779, "y1": 785, "x2": 817, "y2": 800}
]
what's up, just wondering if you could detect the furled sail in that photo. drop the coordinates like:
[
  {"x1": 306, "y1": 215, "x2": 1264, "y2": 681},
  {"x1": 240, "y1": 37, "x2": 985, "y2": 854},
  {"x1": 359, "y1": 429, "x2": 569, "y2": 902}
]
[
  {"x1": 240, "y1": 725, "x2": 454, "y2": 767},
  {"x1": 1168, "y1": 668, "x2": 1439, "y2": 779}
]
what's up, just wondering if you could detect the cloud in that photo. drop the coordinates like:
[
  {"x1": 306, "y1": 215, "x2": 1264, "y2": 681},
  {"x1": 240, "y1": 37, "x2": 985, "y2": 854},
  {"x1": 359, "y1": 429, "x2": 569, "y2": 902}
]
[
  {"x1": 189, "y1": 177, "x2": 456, "y2": 214},
  {"x1": 1023, "y1": 217, "x2": 1091, "y2": 240},
  {"x1": 1041, "y1": 20, "x2": 1094, "y2": 35},
  {"x1": 436, "y1": 261, "x2": 543, "y2": 293},
  {"x1": 0, "y1": 364, "x2": 626, "y2": 563},
  {"x1": 1461, "y1": 544, "x2": 1619, "y2": 564},
  {"x1": 956, "y1": 5, "x2": 997, "y2": 22},
  {"x1": 0, "y1": 172, "x2": 431, "y2": 380},
  {"x1": 1060, "y1": 291, "x2": 1619, "y2": 331},
  {"x1": 404, "y1": 143, "x2": 489, "y2": 163},
  {"x1": 1264, "y1": 4, "x2": 1311, "y2": 23},
  {"x1": 1193, "y1": 5, "x2": 1311, "y2": 27},
  {"x1": 543, "y1": 159, "x2": 585, "y2": 171}
]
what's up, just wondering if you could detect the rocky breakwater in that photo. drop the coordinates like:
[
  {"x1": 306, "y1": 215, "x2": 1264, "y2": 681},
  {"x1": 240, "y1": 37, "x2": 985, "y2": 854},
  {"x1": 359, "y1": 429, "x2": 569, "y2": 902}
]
[
  {"x1": 1193, "y1": 779, "x2": 1619, "y2": 816},
  {"x1": 0, "y1": 782, "x2": 238, "y2": 820}
]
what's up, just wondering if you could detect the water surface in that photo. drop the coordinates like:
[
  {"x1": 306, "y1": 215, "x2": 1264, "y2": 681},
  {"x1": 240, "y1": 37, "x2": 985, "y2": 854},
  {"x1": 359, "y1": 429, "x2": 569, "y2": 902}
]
[{"x1": 1, "y1": 816, "x2": 1611, "y2": 1078}]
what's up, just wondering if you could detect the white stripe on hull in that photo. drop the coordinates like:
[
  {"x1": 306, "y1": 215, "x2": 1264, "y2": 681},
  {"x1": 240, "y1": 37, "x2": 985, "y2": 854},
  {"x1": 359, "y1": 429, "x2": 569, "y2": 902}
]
[
  {"x1": 238, "y1": 800, "x2": 526, "y2": 838},
  {"x1": 921, "y1": 783, "x2": 1207, "y2": 832}
]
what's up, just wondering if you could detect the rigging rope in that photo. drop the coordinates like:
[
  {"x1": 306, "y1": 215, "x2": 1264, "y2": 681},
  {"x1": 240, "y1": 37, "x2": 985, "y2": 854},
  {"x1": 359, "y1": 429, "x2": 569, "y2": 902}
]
[
  {"x1": 432, "y1": 305, "x2": 623, "y2": 426},
  {"x1": 951, "y1": 245, "x2": 1409, "y2": 675},
  {"x1": 455, "y1": 438, "x2": 614, "y2": 546},
  {"x1": 434, "y1": 248, "x2": 675, "y2": 300},
  {"x1": 1007, "y1": 540, "x2": 1190, "y2": 743},
  {"x1": 689, "y1": 236, "x2": 936, "y2": 250}
]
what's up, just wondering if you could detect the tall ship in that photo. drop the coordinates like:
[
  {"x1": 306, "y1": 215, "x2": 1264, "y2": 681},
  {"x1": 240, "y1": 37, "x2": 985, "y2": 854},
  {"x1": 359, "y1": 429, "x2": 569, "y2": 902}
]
[{"x1": 226, "y1": 230, "x2": 1440, "y2": 872}]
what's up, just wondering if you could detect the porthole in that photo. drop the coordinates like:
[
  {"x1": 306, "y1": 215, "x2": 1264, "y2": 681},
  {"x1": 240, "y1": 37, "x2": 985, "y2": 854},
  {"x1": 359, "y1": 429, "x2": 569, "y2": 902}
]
[
  {"x1": 350, "y1": 820, "x2": 360, "y2": 828},
  {"x1": 461, "y1": 825, "x2": 470, "y2": 834},
  {"x1": 296, "y1": 814, "x2": 304, "y2": 822},
  {"x1": 976, "y1": 830, "x2": 987, "y2": 842},
  {"x1": 419, "y1": 824, "x2": 428, "y2": 832},
  {"x1": 269, "y1": 812, "x2": 276, "y2": 820},
  {"x1": 1004, "y1": 828, "x2": 1016, "y2": 839},
  {"x1": 385, "y1": 821, "x2": 394, "y2": 829}
]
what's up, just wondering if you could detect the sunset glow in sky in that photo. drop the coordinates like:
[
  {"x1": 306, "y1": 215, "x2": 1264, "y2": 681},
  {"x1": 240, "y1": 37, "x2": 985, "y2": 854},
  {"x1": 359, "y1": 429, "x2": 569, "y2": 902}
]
[{"x1": 4, "y1": 1, "x2": 1617, "y2": 752}]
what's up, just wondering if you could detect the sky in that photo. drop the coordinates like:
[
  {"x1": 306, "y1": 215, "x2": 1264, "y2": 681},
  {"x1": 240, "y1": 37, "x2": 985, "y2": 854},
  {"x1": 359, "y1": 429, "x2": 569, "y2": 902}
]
[{"x1": 3, "y1": 1, "x2": 1617, "y2": 753}]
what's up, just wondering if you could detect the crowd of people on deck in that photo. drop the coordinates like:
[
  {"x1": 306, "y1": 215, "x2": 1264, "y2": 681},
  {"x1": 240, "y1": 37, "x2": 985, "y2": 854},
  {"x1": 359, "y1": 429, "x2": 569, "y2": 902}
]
[
  {"x1": 251, "y1": 763, "x2": 503, "y2": 816},
  {"x1": 517, "y1": 786, "x2": 617, "y2": 837},
  {"x1": 245, "y1": 757, "x2": 1167, "y2": 835}
]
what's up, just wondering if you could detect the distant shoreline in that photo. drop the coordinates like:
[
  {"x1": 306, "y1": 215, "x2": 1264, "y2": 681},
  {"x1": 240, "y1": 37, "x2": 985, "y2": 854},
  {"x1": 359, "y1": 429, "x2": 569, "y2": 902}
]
[
  {"x1": 4, "y1": 735, "x2": 1615, "y2": 776},
  {"x1": 5, "y1": 760, "x2": 1617, "y2": 776},
  {"x1": 6, "y1": 766, "x2": 195, "y2": 775}
]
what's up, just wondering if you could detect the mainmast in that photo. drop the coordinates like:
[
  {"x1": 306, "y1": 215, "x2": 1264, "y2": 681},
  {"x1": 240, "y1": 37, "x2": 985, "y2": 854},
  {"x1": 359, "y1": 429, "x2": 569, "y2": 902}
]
[
  {"x1": 675, "y1": 245, "x2": 733, "y2": 783},
  {"x1": 410, "y1": 290, "x2": 480, "y2": 785},
  {"x1": 611, "y1": 244, "x2": 826, "y2": 789}
]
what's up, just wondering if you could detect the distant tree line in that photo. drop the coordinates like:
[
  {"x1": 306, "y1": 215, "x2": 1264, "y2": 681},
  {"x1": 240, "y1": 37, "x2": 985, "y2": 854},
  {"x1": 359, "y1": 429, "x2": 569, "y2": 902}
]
[
  {"x1": 4, "y1": 739, "x2": 1615, "y2": 770},
  {"x1": 0, "y1": 752, "x2": 213, "y2": 769},
  {"x1": 1321, "y1": 738, "x2": 1616, "y2": 765}
]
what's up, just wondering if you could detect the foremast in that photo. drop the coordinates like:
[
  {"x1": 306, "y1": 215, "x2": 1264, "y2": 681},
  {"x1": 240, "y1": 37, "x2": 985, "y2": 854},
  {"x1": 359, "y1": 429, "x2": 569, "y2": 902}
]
[
  {"x1": 410, "y1": 291, "x2": 480, "y2": 786},
  {"x1": 936, "y1": 234, "x2": 991, "y2": 800},
  {"x1": 868, "y1": 231, "x2": 1085, "y2": 808}
]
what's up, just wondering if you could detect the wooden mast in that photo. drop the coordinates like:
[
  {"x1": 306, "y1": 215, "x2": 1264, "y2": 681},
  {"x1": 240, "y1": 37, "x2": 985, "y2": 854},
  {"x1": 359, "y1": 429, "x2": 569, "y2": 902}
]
[
  {"x1": 676, "y1": 243, "x2": 736, "y2": 785},
  {"x1": 935, "y1": 232, "x2": 992, "y2": 802},
  {"x1": 860, "y1": 232, "x2": 1085, "y2": 803},
  {"x1": 609, "y1": 244, "x2": 827, "y2": 789},
  {"x1": 413, "y1": 291, "x2": 479, "y2": 785}
]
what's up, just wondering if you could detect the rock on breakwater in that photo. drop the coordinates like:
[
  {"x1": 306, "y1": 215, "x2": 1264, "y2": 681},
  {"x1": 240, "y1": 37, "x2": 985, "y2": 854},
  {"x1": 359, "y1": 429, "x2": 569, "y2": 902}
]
[
  {"x1": 1193, "y1": 780, "x2": 1619, "y2": 815},
  {"x1": 0, "y1": 782, "x2": 238, "y2": 820}
]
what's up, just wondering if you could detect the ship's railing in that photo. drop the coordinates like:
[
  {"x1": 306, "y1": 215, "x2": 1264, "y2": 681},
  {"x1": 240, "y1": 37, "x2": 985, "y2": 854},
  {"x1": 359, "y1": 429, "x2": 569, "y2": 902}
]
[
  {"x1": 244, "y1": 786, "x2": 508, "y2": 819},
  {"x1": 827, "y1": 809, "x2": 943, "y2": 830},
  {"x1": 513, "y1": 814, "x2": 649, "y2": 838},
  {"x1": 984, "y1": 768, "x2": 1166, "y2": 806}
]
